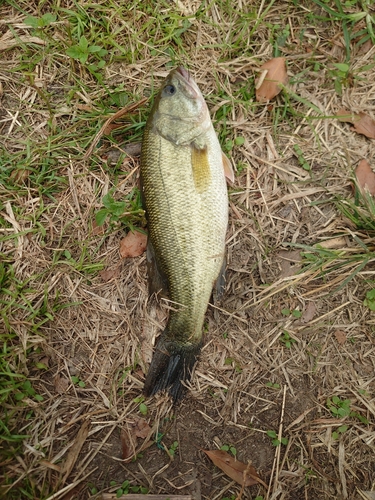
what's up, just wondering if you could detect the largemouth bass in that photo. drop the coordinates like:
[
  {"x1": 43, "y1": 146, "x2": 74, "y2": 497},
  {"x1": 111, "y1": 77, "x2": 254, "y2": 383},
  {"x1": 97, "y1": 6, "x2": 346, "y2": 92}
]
[{"x1": 141, "y1": 67, "x2": 232, "y2": 401}]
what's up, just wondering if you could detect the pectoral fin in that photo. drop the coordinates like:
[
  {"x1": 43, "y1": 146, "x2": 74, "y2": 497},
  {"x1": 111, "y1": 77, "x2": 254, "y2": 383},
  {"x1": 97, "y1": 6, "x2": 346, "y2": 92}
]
[
  {"x1": 191, "y1": 144, "x2": 211, "y2": 193},
  {"x1": 222, "y1": 152, "x2": 235, "y2": 183}
]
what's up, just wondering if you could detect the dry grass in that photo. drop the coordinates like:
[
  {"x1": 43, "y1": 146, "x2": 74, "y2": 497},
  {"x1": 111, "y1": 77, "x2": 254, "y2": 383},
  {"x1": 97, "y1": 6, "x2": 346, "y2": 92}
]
[{"x1": 1, "y1": 1, "x2": 375, "y2": 499}]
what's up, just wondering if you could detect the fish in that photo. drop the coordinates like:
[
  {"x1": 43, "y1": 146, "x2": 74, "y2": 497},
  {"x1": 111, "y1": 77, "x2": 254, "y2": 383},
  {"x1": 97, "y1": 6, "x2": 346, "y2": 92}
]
[{"x1": 141, "y1": 67, "x2": 233, "y2": 401}]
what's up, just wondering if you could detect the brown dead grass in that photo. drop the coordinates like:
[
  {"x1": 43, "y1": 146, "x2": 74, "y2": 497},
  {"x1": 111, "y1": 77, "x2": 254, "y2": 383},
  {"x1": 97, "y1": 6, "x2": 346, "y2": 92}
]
[{"x1": 1, "y1": 1, "x2": 375, "y2": 499}]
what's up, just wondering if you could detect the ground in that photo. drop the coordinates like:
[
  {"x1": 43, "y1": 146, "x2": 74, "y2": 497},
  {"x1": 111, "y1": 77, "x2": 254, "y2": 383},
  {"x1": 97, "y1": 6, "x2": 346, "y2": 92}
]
[{"x1": 1, "y1": 1, "x2": 375, "y2": 500}]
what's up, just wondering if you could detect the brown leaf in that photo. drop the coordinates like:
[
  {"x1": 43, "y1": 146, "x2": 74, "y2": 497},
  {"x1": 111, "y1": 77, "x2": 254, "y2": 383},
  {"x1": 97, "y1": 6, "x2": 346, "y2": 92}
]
[
  {"x1": 337, "y1": 108, "x2": 375, "y2": 139},
  {"x1": 203, "y1": 449, "x2": 262, "y2": 487},
  {"x1": 334, "y1": 330, "x2": 347, "y2": 345},
  {"x1": 60, "y1": 487, "x2": 83, "y2": 500},
  {"x1": 336, "y1": 108, "x2": 357, "y2": 124},
  {"x1": 119, "y1": 231, "x2": 147, "y2": 258},
  {"x1": 355, "y1": 159, "x2": 375, "y2": 195},
  {"x1": 91, "y1": 218, "x2": 105, "y2": 236},
  {"x1": 278, "y1": 250, "x2": 302, "y2": 278},
  {"x1": 120, "y1": 427, "x2": 136, "y2": 460},
  {"x1": 84, "y1": 97, "x2": 148, "y2": 159},
  {"x1": 354, "y1": 113, "x2": 375, "y2": 139},
  {"x1": 54, "y1": 374, "x2": 70, "y2": 394},
  {"x1": 316, "y1": 237, "x2": 347, "y2": 249},
  {"x1": 256, "y1": 57, "x2": 288, "y2": 102},
  {"x1": 62, "y1": 420, "x2": 90, "y2": 483},
  {"x1": 10, "y1": 168, "x2": 31, "y2": 183},
  {"x1": 103, "y1": 122, "x2": 124, "y2": 134},
  {"x1": 133, "y1": 418, "x2": 151, "y2": 439},
  {"x1": 0, "y1": 34, "x2": 46, "y2": 51},
  {"x1": 301, "y1": 302, "x2": 316, "y2": 323},
  {"x1": 99, "y1": 267, "x2": 120, "y2": 282},
  {"x1": 120, "y1": 419, "x2": 151, "y2": 460}
]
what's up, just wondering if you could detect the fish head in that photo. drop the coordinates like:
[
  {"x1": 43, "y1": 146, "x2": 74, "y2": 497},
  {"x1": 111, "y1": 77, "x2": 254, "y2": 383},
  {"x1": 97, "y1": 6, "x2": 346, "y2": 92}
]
[{"x1": 150, "y1": 67, "x2": 211, "y2": 146}]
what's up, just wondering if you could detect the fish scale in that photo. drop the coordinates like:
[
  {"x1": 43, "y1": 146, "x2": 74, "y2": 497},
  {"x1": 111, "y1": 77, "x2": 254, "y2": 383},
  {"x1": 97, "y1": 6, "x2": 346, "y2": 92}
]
[{"x1": 141, "y1": 67, "x2": 229, "y2": 401}]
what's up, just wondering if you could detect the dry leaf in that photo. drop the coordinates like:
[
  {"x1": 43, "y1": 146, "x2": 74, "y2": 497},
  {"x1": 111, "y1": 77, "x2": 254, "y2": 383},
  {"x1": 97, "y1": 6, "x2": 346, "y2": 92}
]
[
  {"x1": 352, "y1": 113, "x2": 375, "y2": 139},
  {"x1": 84, "y1": 98, "x2": 148, "y2": 159},
  {"x1": 301, "y1": 302, "x2": 316, "y2": 323},
  {"x1": 119, "y1": 231, "x2": 147, "y2": 258},
  {"x1": 10, "y1": 168, "x2": 31, "y2": 183},
  {"x1": 334, "y1": 330, "x2": 347, "y2": 345},
  {"x1": 337, "y1": 108, "x2": 357, "y2": 124},
  {"x1": 91, "y1": 218, "x2": 105, "y2": 236},
  {"x1": 256, "y1": 57, "x2": 288, "y2": 102},
  {"x1": 355, "y1": 159, "x2": 375, "y2": 195},
  {"x1": 203, "y1": 449, "x2": 262, "y2": 487},
  {"x1": 278, "y1": 250, "x2": 302, "y2": 278},
  {"x1": 0, "y1": 34, "x2": 46, "y2": 51},
  {"x1": 120, "y1": 427, "x2": 135, "y2": 460},
  {"x1": 316, "y1": 237, "x2": 347, "y2": 249},
  {"x1": 133, "y1": 418, "x2": 151, "y2": 439},
  {"x1": 120, "y1": 418, "x2": 151, "y2": 460},
  {"x1": 62, "y1": 420, "x2": 90, "y2": 483},
  {"x1": 99, "y1": 267, "x2": 120, "y2": 282},
  {"x1": 337, "y1": 108, "x2": 375, "y2": 139},
  {"x1": 54, "y1": 374, "x2": 70, "y2": 394},
  {"x1": 60, "y1": 487, "x2": 83, "y2": 500},
  {"x1": 103, "y1": 122, "x2": 125, "y2": 134}
]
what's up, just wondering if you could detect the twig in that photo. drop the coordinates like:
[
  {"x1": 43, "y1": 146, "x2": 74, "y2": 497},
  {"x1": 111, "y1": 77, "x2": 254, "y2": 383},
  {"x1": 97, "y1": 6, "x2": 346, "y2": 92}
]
[
  {"x1": 83, "y1": 97, "x2": 148, "y2": 160},
  {"x1": 266, "y1": 385, "x2": 287, "y2": 500}
]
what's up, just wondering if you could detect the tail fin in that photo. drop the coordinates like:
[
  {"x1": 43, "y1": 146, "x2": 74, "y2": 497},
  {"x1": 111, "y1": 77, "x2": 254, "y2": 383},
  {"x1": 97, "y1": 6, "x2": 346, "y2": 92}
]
[{"x1": 143, "y1": 335, "x2": 201, "y2": 402}]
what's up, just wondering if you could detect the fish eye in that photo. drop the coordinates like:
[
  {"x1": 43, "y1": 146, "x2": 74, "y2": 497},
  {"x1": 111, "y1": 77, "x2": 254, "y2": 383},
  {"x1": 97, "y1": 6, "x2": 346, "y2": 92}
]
[{"x1": 163, "y1": 84, "x2": 176, "y2": 96}]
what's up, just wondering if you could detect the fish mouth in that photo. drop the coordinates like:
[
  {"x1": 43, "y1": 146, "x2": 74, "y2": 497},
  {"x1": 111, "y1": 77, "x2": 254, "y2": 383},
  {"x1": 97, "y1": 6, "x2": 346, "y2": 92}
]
[
  {"x1": 174, "y1": 66, "x2": 200, "y2": 99},
  {"x1": 176, "y1": 66, "x2": 190, "y2": 80}
]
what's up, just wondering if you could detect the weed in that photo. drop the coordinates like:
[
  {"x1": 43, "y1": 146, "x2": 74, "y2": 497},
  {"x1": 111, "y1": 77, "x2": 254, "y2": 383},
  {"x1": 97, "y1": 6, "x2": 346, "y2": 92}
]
[
  {"x1": 71, "y1": 375, "x2": 85, "y2": 388},
  {"x1": 293, "y1": 144, "x2": 311, "y2": 172},
  {"x1": 327, "y1": 396, "x2": 351, "y2": 417},
  {"x1": 272, "y1": 23, "x2": 291, "y2": 57},
  {"x1": 327, "y1": 396, "x2": 369, "y2": 424},
  {"x1": 310, "y1": 0, "x2": 375, "y2": 62},
  {"x1": 224, "y1": 357, "x2": 242, "y2": 373},
  {"x1": 26, "y1": 12, "x2": 57, "y2": 27},
  {"x1": 168, "y1": 440, "x2": 179, "y2": 458},
  {"x1": 281, "y1": 308, "x2": 302, "y2": 318},
  {"x1": 266, "y1": 381, "x2": 281, "y2": 389},
  {"x1": 266, "y1": 430, "x2": 288, "y2": 447},
  {"x1": 87, "y1": 482, "x2": 98, "y2": 495},
  {"x1": 110, "y1": 479, "x2": 148, "y2": 497},
  {"x1": 66, "y1": 35, "x2": 108, "y2": 81},
  {"x1": 332, "y1": 424, "x2": 349, "y2": 440},
  {"x1": 364, "y1": 289, "x2": 375, "y2": 310},
  {"x1": 279, "y1": 331, "x2": 297, "y2": 348},
  {"x1": 221, "y1": 444, "x2": 237, "y2": 456},
  {"x1": 95, "y1": 188, "x2": 145, "y2": 231},
  {"x1": 329, "y1": 62, "x2": 353, "y2": 95},
  {"x1": 133, "y1": 396, "x2": 148, "y2": 416}
]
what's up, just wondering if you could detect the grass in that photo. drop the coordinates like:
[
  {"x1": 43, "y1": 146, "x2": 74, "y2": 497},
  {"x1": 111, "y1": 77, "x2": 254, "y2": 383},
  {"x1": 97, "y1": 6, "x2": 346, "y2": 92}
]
[{"x1": 1, "y1": 0, "x2": 375, "y2": 499}]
